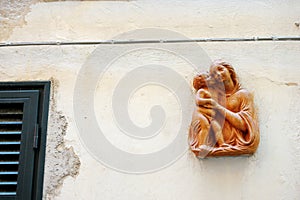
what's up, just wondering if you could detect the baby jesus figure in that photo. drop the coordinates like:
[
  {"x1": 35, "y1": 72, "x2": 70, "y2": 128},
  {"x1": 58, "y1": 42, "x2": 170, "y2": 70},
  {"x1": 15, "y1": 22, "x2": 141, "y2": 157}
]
[{"x1": 190, "y1": 73, "x2": 229, "y2": 154}]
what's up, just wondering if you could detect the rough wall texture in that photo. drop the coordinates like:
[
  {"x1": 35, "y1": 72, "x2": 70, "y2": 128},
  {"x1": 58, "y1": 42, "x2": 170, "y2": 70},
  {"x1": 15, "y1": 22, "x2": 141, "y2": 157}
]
[
  {"x1": 0, "y1": 1, "x2": 299, "y2": 200},
  {"x1": 43, "y1": 78, "x2": 81, "y2": 199}
]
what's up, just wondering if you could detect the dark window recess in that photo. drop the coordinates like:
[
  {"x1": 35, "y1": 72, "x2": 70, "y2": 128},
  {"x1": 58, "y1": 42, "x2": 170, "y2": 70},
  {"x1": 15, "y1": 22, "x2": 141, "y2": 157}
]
[{"x1": 0, "y1": 82, "x2": 50, "y2": 200}]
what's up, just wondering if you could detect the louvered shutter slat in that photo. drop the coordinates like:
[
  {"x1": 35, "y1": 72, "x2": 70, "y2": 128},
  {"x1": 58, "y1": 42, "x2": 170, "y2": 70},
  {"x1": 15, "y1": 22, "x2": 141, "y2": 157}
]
[
  {"x1": 0, "y1": 121, "x2": 22, "y2": 124},
  {"x1": 0, "y1": 132, "x2": 21, "y2": 135},
  {"x1": 0, "y1": 152, "x2": 20, "y2": 155},
  {"x1": 0, "y1": 172, "x2": 18, "y2": 175},
  {"x1": 0, "y1": 182, "x2": 17, "y2": 185},
  {"x1": 0, "y1": 162, "x2": 19, "y2": 165},
  {"x1": 0, "y1": 142, "x2": 21, "y2": 145},
  {"x1": 0, "y1": 192, "x2": 16, "y2": 195}
]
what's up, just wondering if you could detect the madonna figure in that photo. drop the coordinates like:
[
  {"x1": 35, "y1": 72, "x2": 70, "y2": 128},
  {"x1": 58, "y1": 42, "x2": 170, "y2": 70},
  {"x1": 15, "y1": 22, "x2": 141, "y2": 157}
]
[{"x1": 189, "y1": 60, "x2": 259, "y2": 157}]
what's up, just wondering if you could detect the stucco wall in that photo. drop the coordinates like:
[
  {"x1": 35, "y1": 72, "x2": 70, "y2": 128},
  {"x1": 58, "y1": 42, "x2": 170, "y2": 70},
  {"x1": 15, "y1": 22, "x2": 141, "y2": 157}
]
[{"x1": 0, "y1": 1, "x2": 300, "y2": 200}]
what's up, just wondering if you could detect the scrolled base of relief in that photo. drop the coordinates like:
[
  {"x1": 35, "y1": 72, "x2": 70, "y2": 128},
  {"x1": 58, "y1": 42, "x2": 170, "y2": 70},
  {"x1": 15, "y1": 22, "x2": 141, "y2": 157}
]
[
  {"x1": 191, "y1": 144, "x2": 259, "y2": 158},
  {"x1": 189, "y1": 60, "x2": 260, "y2": 158}
]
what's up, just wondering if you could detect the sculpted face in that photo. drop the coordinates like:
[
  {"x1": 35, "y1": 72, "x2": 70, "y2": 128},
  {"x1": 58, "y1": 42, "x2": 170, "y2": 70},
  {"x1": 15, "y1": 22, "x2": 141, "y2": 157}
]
[{"x1": 209, "y1": 64, "x2": 231, "y2": 83}]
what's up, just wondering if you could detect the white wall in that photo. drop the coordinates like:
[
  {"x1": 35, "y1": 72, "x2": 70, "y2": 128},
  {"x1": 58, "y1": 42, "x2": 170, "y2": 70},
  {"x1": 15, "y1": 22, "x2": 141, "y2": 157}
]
[{"x1": 0, "y1": 1, "x2": 299, "y2": 200}]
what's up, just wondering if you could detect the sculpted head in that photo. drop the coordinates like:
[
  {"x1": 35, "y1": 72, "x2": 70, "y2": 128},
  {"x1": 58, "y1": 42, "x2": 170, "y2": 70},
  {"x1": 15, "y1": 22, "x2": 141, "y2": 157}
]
[
  {"x1": 193, "y1": 73, "x2": 209, "y2": 91},
  {"x1": 209, "y1": 60, "x2": 238, "y2": 86}
]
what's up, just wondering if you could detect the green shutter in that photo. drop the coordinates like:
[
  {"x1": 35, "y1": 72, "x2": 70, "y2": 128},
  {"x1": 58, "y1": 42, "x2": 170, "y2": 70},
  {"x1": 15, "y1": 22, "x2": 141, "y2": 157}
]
[{"x1": 0, "y1": 82, "x2": 50, "y2": 200}]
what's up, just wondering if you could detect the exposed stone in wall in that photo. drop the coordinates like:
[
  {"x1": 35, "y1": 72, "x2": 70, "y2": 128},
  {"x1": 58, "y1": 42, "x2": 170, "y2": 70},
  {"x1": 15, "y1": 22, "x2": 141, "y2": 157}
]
[
  {"x1": 0, "y1": 0, "x2": 39, "y2": 41},
  {"x1": 43, "y1": 78, "x2": 81, "y2": 200}
]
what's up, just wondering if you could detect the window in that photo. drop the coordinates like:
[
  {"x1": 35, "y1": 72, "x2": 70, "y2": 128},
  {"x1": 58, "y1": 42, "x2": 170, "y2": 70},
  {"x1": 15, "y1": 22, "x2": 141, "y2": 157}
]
[{"x1": 0, "y1": 82, "x2": 50, "y2": 200}]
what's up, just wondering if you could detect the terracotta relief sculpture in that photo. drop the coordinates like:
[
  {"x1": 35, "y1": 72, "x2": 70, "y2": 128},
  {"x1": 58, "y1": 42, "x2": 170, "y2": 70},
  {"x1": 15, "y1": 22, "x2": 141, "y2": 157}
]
[{"x1": 189, "y1": 60, "x2": 259, "y2": 157}]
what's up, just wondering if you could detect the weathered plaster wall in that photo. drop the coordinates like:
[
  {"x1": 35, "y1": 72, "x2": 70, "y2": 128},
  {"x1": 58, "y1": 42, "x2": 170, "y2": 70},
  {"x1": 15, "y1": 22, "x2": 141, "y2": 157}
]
[
  {"x1": 1, "y1": 0, "x2": 300, "y2": 42},
  {"x1": 0, "y1": 1, "x2": 299, "y2": 200}
]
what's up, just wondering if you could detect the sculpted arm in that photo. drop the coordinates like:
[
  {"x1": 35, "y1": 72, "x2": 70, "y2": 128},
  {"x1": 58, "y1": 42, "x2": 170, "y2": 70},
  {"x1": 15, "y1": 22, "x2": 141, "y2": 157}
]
[
  {"x1": 216, "y1": 104, "x2": 247, "y2": 132},
  {"x1": 214, "y1": 91, "x2": 251, "y2": 132}
]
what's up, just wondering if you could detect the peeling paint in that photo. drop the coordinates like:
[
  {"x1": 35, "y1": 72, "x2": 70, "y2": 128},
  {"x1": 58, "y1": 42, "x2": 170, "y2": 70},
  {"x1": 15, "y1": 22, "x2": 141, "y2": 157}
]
[
  {"x1": 285, "y1": 82, "x2": 298, "y2": 86},
  {"x1": 43, "y1": 78, "x2": 80, "y2": 200},
  {"x1": 0, "y1": 0, "x2": 39, "y2": 41}
]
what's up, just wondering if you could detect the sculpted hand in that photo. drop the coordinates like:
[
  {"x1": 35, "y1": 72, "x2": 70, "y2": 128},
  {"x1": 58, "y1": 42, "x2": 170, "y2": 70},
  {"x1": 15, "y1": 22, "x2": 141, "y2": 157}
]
[
  {"x1": 196, "y1": 97, "x2": 217, "y2": 108},
  {"x1": 198, "y1": 106, "x2": 216, "y2": 117}
]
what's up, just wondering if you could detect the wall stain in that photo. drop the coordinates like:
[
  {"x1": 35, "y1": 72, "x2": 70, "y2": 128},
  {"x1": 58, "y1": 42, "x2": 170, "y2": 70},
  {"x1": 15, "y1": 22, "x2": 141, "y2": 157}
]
[{"x1": 43, "y1": 78, "x2": 81, "y2": 199}]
